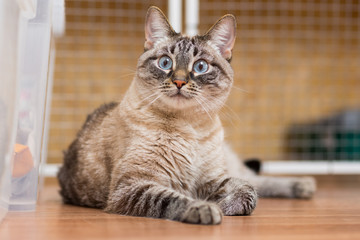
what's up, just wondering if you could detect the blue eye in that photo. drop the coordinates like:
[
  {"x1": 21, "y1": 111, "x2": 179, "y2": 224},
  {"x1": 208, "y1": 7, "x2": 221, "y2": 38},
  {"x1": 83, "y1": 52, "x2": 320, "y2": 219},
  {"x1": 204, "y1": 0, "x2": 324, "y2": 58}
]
[
  {"x1": 193, "y1": 60, "x2": 208, "y2": 74},
  {"x1": 158, "y1": 56, "x2": 172, "y2": 70}
]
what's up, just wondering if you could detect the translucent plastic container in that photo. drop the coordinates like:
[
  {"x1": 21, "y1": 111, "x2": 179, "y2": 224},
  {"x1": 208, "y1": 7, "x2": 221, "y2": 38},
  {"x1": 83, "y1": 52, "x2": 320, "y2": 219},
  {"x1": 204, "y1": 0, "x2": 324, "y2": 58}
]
[
  {"x1": 9, "y1": 0, "x2": 53, "y2": 211},
  {"x1": 0, "y1": 0, "x2": 64, "y2": 216},
  {"x1": 0, "y1": 0, "x2": 23, "y2": 222}
]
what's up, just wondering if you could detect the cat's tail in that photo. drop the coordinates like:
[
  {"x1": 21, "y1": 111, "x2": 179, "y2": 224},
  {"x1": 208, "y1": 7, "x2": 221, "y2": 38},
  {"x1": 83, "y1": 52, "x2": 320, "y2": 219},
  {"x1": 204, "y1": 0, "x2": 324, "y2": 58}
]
[
  {"x1": 244, "y1": 158, "x2": 262, "y2": 174},
  {"x1": 243, "y1": 158, "x2": 316, "y2": 199}
]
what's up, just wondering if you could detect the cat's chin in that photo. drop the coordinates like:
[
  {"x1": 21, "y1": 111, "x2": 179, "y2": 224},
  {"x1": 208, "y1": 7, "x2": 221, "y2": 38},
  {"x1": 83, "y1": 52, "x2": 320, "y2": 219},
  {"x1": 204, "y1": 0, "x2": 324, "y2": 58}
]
[
  {"x1": 162, "y1": 94, "x2": 197, "y2": 110},
  {"x1": 170, "y1": 92, "x2": 191, "y2": 100}
]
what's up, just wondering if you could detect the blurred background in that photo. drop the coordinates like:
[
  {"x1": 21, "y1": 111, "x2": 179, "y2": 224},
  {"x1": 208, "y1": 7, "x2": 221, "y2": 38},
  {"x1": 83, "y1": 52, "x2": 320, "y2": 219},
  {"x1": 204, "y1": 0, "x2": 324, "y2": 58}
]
[{"x1": 48, "y1": 0, "x2": 360, "y2": 166}]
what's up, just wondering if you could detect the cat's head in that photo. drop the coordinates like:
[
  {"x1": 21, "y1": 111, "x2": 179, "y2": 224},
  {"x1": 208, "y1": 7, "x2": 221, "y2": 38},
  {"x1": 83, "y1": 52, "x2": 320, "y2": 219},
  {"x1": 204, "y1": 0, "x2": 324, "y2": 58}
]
[{"x1": 135, "y1": 6, "x2": 236, "y2": 116}]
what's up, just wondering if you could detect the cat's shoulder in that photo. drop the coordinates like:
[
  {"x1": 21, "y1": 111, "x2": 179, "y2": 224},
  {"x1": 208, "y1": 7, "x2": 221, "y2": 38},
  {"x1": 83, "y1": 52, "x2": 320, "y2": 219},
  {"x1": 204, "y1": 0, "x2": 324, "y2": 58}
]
[
  {"x1": 84, "y1": 102, "x2": 119, "y2": 124},
  {"x1": 76, "y1": 102, "x2": 120, "y2": 136}
]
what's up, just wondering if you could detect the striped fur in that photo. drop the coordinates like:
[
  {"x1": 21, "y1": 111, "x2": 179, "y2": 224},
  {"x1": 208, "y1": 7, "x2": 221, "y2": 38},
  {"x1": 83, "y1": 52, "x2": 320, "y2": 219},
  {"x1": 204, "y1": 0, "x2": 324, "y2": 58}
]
[{"x1": 58, "y1": 7, "x2": 315, "y2": 225}]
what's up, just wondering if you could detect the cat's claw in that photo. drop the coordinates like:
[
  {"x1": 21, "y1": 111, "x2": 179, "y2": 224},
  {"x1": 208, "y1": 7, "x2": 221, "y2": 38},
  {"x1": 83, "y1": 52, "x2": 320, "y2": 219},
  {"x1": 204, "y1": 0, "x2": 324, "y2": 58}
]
[{"x1": 181, "y1": 202, "x2": 223, "y2": 225}]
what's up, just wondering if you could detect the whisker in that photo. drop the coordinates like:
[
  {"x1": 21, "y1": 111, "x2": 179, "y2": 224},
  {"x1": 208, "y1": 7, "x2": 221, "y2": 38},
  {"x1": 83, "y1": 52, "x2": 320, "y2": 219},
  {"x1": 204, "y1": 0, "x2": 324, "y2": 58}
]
[
  {"x1": 138, "y1": 91, "x2": 161, "y2": 105},
  {"x1": 194, "y1": 98, "x2": 214, "y2": 122},
  {"x1": 146, "y1": 95, "x2": 162, "y2": 107},
  {"x1": 232, "y1": 85, "x2": 250, "y2": 93},
  {"x1": 199, "y1": 93, "x2": 237, "y2": 114},
  {"x1": 198, "y1": 99, "x2": 215, "y2": 117},
  {"x1": 118, "y1": 72, "x2": 136, "y2": 78},
  {"x1": 196, "y1": 94, "x2": 239, "y2": 127},
  {"x1": 121, "y1": 66, "x2": 137, "y2": 72}
]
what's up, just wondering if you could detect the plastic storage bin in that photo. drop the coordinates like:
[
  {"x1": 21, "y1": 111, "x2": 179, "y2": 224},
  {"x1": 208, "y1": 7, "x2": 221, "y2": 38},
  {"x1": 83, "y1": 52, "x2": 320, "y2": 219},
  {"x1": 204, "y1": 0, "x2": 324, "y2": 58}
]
[
  {"x1": 0, "y1": 0, "x2": 22, "y2": 221},
  {"x1": 0, "y1": 0, "x2": 65, "y2": 218},
  {"x1": 10, "y1": 0, "x2": 53, "y2": 211}
]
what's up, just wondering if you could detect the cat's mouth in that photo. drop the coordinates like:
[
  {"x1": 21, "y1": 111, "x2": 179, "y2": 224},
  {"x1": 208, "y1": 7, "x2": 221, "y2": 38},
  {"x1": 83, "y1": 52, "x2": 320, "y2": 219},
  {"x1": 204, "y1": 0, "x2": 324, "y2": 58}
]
[{"x1": 169, "y1": 89, "x2": 192, "y2": 99}]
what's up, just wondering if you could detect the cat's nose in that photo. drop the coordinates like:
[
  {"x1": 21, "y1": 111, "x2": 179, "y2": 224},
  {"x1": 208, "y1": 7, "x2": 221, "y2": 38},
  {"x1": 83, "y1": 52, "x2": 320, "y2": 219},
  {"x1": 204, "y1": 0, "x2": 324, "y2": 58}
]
[{"x1": 173, "y1": 79, "x2": 187, "y2": 89}]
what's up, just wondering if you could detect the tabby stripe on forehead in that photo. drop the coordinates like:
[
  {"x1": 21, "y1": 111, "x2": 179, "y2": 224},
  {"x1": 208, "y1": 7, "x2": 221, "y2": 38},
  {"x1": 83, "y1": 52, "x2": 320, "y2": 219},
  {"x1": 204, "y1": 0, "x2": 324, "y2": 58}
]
[
  {"x1": 175, "y1": 42, "x2": 181, "y2": 52},
  {"x1": 176, "y1": 40, "x2": 187, "y2": 52},
  {"x1": 185, "y1": 43, "x2": 192, "y2": 53},
  {"x1": 193, "y1": 47, "x2": 199, "y2": 57},
  {"x1": 170, "y1": 45, "x2": 176, "y2": 54},
  {"x1": 181, "y1": 41, "x2": 187, "y2": 51}
]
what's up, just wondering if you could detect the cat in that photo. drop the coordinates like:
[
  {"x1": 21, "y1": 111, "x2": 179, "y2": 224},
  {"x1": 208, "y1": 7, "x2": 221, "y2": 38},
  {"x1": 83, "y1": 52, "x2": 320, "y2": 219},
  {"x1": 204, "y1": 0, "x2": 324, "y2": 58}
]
[{"x1": 58, "y1": 6, "x2": 316, "y2": 225}]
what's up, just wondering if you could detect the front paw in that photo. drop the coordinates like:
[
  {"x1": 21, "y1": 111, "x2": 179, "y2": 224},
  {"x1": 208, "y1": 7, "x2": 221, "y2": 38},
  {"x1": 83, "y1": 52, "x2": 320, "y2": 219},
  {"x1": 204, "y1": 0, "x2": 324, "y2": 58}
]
[
  {"x1": 181, "y1": 201, "x2": 223, "y2": 225},
  {"x1": 293, "y1": 177, "x2": 316, "y2": 199},
  {"x1": 218, "y1": 184, "x2": 257, "y2": 216}
]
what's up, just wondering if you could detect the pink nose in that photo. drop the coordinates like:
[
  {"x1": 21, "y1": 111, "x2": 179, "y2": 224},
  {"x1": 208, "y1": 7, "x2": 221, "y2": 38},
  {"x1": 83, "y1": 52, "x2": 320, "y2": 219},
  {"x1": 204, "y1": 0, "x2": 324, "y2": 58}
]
[{"x1": 173, "y1": 80, "x2": 186, "y2": 89}]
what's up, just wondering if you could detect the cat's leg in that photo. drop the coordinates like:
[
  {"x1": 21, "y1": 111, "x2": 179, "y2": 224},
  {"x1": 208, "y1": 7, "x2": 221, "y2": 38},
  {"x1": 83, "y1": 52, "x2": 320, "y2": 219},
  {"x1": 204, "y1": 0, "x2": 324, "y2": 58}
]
[
  {"x1": 105, "y1": 181, "x2": 222, "y2": 225},
  {"x1": 246, "y1": 175, "x2": 316, "y2": 199},
  {"x1": 198, "y1": 177, "x2": 258, "y2": 216},
  {"x1": 223, "y1": 143, "x2": 316, "y2": 199}
]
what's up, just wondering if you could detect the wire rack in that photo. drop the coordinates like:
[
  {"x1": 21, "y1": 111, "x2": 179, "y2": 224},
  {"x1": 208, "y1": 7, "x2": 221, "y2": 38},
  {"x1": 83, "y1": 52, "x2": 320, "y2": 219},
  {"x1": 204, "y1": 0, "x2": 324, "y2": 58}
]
[
  {"x1": 49, "y1": 0, "x2": 360, "y2": 164},
  {"x1": 199, "y1": 0, "x2": 360, "y2": 161}
]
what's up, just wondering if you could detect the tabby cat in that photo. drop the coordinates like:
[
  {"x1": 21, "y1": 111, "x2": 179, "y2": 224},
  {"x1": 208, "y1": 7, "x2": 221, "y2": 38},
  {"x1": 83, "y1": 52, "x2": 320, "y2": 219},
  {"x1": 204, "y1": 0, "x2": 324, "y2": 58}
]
[{"x1": 58, "y1": 7, "x2": 316, "y2": 225}]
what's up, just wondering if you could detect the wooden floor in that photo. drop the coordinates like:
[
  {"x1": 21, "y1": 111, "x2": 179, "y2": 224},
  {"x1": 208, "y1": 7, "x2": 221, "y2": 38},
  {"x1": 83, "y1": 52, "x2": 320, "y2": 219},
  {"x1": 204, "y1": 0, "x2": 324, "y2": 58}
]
[{"x1": 1, "y1": 175, "x2": 360, "y2": 240}]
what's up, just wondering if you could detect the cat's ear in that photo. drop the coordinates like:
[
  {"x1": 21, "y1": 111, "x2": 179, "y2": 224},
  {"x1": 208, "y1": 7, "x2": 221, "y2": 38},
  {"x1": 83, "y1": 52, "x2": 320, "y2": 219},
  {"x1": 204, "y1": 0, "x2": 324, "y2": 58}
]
[
  {"x1": 144, "y1": 6, "x2": 177, "y2": 50},
  {"x1": 205, "y1": 15, "x2": 236, "y2": 60}
]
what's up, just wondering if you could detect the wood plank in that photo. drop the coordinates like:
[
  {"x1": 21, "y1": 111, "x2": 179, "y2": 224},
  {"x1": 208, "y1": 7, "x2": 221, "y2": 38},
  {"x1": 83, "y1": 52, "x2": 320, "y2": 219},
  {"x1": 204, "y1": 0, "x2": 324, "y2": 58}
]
[{"x1": 0, "y1": 175, "x2": 360, "y2": 240}]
